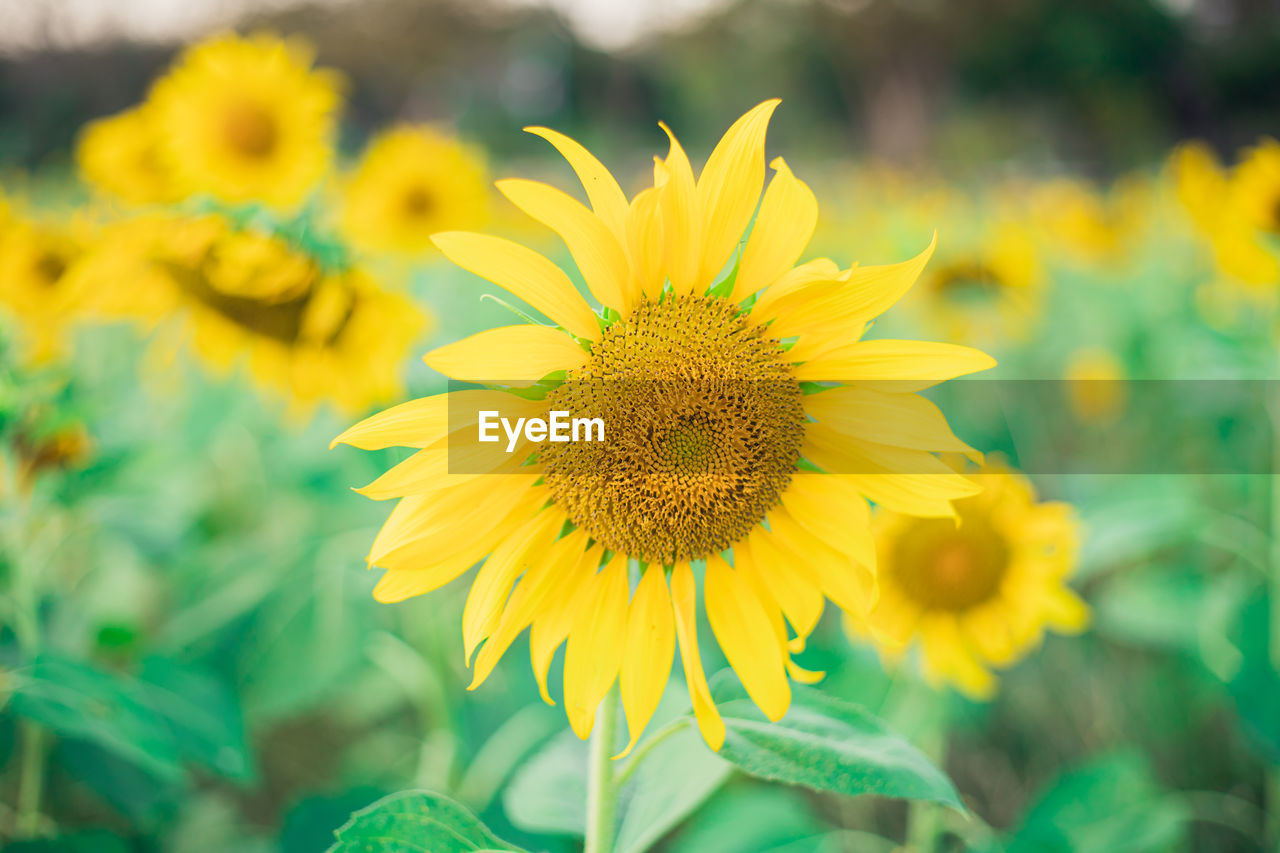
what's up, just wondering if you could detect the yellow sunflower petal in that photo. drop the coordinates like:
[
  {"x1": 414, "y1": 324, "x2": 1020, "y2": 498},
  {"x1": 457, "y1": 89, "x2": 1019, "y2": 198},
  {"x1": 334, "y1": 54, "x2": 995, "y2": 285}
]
[
  {"x1": 671, "y1": 561, "x2": 726, "y2": 750},
  {"x1": 430, "y1": 232, "x2": 599, "y2": 340},
  {"x1": 750, "y1": 258, "x2": 843, "y2": 323},
  {"x1": 735, "y1": 535, "x2": 823, "y2": 650},
  {"x1": 695, "y1": 99, "x2": 780, "y2": 290},
  {"x1": 462, "y1": 508, "x2": 563, "y2": 664},
  {"x1": 780, "y1": 473, "x2": 876, "y2": 571},
  {"x1": 330, "y1": 394, "x2": 446, "y2": 450},
  {"x1": 765, "y1": 507, "x2": 876, "y2": 618},
  {"x1": 768, "y1": 235, "x2": 936, "y2": 340},
  {"x1": 367, "y1": 477, "x2": 535, "y2": 568},
  {"x1": 794, "y1": 339, "x2": 997, "y2": 386},
  {"x1": 496, "y1": 178, "x2": 633, "y2": 312},
  {"x1": 785, "y1": 660, "x2": 826, "y2": 684},
  {"x1": 730, "y1": 157, "x2": 817, "y2": 302},
  {"x1": 354, "y1": 447, "x2": 531, "y2": 500},
  {"x1": 804, "y1": 387, "x2": 981, "y2": 461},
  {"x1": 626, "y1": 183, "x2": 666, "y2": 302},
  {"x1": 803, "y1": 423, "x2": 978, "y2": 516},
  {"x1": 523, "y1": 126, "x2": 629, "y2": 242},
  {"x1": 960, "y1": 602, "x2": 1020, "y2": 667},
  {"x1": 918, "y1": 615, "x2": 997, "y2": 700},
  {"x1": 470, "y1": 529, "x2": 591, "y2": 690},
  {"x1": 372, "y1": 547, "x2": 488, "y2": 604},
  {"x1": 424, "y1": 324, "x2": 587, "y2": 381},
  {"x1": 529, "y1": 548, "x2": 599, "y2": 705},
  {"x1": 563, "y1": 554, "x2": 629, "y2": 739},
  {"x1": 616, "y1": 564, "x2": 676, "y2": 758},
  {"x1": 657, "y1": 122, "x2": 702, "y2": 295},
  {"x1": 704, "y1": 553, "x2": 791, "y2": 722},
  {"x1": 1041, "y1": 586, "x2": 1091, "y2": 633}
]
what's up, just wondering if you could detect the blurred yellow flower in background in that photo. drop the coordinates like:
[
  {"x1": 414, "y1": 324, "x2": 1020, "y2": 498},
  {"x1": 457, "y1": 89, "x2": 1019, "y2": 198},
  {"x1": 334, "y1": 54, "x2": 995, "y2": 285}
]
[
  {"x1": 340, "y1": 125, "x2": 489, "y2": 255},
  {"x1": 73, "y1": 213, "x2": 424, "y2": 414},
  {"x1": 853, "y1": 466, "x2": 1087, "y2": 699},
  {"x1": 1171, "y1": 141, "x2": 1280, "y2": 293},
  {"x1": 0, "y1": 217, "x2": 90, "y2": 360},
  {"x1": 1027, "y1": 176, "x2": 1151, "y2": 268},
  {"x1": 147, "y1": 32, "x2": 343, "y2": 209},
  {"x1": 1065, "y1": 346, "x2": 1127, "y2": 424},
  {"x1": 913, "y1": 218, "x2": 1045, "y2": 345},
  {"x1": 76, "y1": 105, "x2": 181, "y2": 205},
  {"x1": 337, "y1": 100, "x2": 996, "y2": 753}
]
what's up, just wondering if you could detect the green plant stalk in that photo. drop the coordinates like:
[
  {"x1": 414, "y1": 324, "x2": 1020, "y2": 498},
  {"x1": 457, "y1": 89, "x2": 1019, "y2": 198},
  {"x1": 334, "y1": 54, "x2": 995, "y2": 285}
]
[
  {"x1": 584, "y1": 687, "x2": 620, "y2": 853},
  {"x1": 3, "y1": 453, "x2": 45, "y2": 838},
  {"x1": 904, "y1": 726, "x2": 946, "y2": 853},
  {"x1": 1268, "y1": 399, "x2": 1280, "y2": 850},
  {"x1": 15, "y1": 722, "x2": 46, "y2": 837}
]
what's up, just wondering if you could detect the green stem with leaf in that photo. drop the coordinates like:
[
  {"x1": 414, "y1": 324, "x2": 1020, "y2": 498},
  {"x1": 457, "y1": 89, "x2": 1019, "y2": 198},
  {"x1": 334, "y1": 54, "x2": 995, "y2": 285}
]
[
  {"x1": 584, "y1": 687, "x2": 620, "y2": 853},
  {"x1": 3, "y1": 452, "x2": 45, "y2": 838}
]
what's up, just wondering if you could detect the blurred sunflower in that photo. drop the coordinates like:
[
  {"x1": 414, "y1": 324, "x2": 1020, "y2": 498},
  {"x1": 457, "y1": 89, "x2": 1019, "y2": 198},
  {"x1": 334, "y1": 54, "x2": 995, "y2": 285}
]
[
  {"x1": 76, "y1": 105, "x2": 181, "y2": 205},
  {"x1": 913, "y1": 218, "x2": 1045, "y2": 346},
  {"x1": 147, "y1": 32, "x2": 343, "y2": 209},
  {"x1": 1064, "y1": 346, "x2": 1127, "y2": 425},
  {"x1": 852, "y1": 466, "x2": 1087, "y2": 699},
  {"x1": 74, "y1": 213, "x2": 424, "y2": 414},
  {"x1": 1170, "y1": 142, "x2": 1279, "y2": 292},
  {"x1": 340, "y1": 125, "x2": 489, "y2": 255},
  {"x1": 0, "y1": 217, "x2": 89, "y2": 360},
  {"x1": 1026, "y1": 176, "x2": 1150, "y2": 268},
  {"x1": 336, "y1": 100, "x2": 995, "y2": 752}
]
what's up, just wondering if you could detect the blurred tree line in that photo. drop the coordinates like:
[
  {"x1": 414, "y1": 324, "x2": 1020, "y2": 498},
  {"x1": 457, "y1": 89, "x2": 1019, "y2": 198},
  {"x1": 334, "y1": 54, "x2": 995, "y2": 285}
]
[{"x1": 0, "y1": 0, "x2": 1277, "y2": 177}]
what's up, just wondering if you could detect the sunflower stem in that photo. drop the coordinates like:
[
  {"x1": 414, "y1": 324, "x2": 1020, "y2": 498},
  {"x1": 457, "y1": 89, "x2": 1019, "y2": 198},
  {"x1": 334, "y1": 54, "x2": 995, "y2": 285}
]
[
  {"x1": 584, "y1": 687, "x2": 620, "y2": 853},
  {"x1": 905, "y1": 727, "x2": 946, "y2": 853},
  {"x1": 15, "y1": 722, "x2": 46, "y2": 838},
  {"x1": 3, "y1": 451, "x2": 46, "y2": 839},
  {"x1": 1266, "y1": 393, "x2": 1280, "y2": 849}
]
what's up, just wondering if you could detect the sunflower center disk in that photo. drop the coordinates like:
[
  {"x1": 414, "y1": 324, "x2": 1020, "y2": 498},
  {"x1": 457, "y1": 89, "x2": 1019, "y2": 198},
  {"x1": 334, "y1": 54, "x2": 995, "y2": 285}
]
[
  {"x1": 540, "y1": 295, "x2": 805, "y2": 564},
  {"x1": 932, "y1": 262, "x2": 1004, "y2": 303},
  {"x1": 223, "y1": 102, "x2": 279, "y2": 159},
  {"x1": 890, "y1": 517, "x2": 1010, "y2": 611}
]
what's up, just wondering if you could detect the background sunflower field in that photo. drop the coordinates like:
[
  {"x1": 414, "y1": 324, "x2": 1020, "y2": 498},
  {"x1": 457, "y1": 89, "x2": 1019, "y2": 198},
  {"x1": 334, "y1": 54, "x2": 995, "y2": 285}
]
[{"x1": 2, "y1": 0, "x2": 1280, "y2": 851}]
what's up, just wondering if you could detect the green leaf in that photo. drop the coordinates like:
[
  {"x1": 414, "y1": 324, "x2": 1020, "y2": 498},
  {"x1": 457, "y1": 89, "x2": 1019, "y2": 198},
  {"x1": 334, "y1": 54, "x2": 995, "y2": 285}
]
[
  {"x1": 502, "y1": 729, "x2": 587, "y2": 836},
  {"x1": 614, "y1": 721, "x2": 732, "y2": 853},
  {"x1": 137, "y1": 657, "x2": 256, "y2": 783},
  {"x1": 4, "y1": 830, "x2": 133, "y2": 853},
  {"x1": 327, "y1": 790, "x2": 523, "y2": 853},
  {"x1": 7, "y1": 655, "x2": 255, "y2": 786},
  {"x1": 8, "y1": 655, "x2": 185, "y2": 782},
  {"x1": 1006, "y1": 751, "x2": 1188, "y2": 853},
  {"x1": 1227, "y1": 593, "x2": 1280, "y2": 764},
  {"x1": 708, "y1": 672, "x2": 962, "y2": 808},
  {"x1": 665, "y1": 782, "x2": 825, "y2": 853},
  {"x1": 455, "y1": 703, "x2": 561, "y2": 814}
]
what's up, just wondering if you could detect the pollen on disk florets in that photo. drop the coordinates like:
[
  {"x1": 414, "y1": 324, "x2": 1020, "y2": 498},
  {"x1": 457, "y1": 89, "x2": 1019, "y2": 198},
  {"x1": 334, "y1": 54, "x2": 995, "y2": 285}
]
[{"x1": 540, "y1": 294, "x2": 805, "y2": 564}]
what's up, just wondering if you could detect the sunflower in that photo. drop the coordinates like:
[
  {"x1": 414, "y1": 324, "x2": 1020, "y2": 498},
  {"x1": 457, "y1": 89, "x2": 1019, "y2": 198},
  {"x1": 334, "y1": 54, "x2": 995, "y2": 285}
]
[
  {"x1": 335, "y1": 100, "x2": 996, "y2": 752},
  {"x1": 1026, "y1": 176, "x2": 1151, "y2": 269},
  {"x1": 911, "y1": 216, "x2": 1045, "y2": 346},
  {"x1": 853, "y1": 465, "x2": 1087, "y2": 699},
  {"x1": 1170, "y1": 142, "x2": 1279, "y2": 292},
  {"x1": 146, "y1": 32, "x2": 343, "y2": 209},
  {"x1": 1231, "y1": 138, "x2": 1280, "y2": 238},
  {"x1": 340, "y1": 125, "x2": 489, "y2": 255},
  {"x1": 0, "y1": 217, "x2": 89, "y2": 360},
  {"x1": 76, "y1": 105, "x2": 181, "y2": 205},
  {"x1": 73, "y1": 213, "x2": 424, "y2": 415}
]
